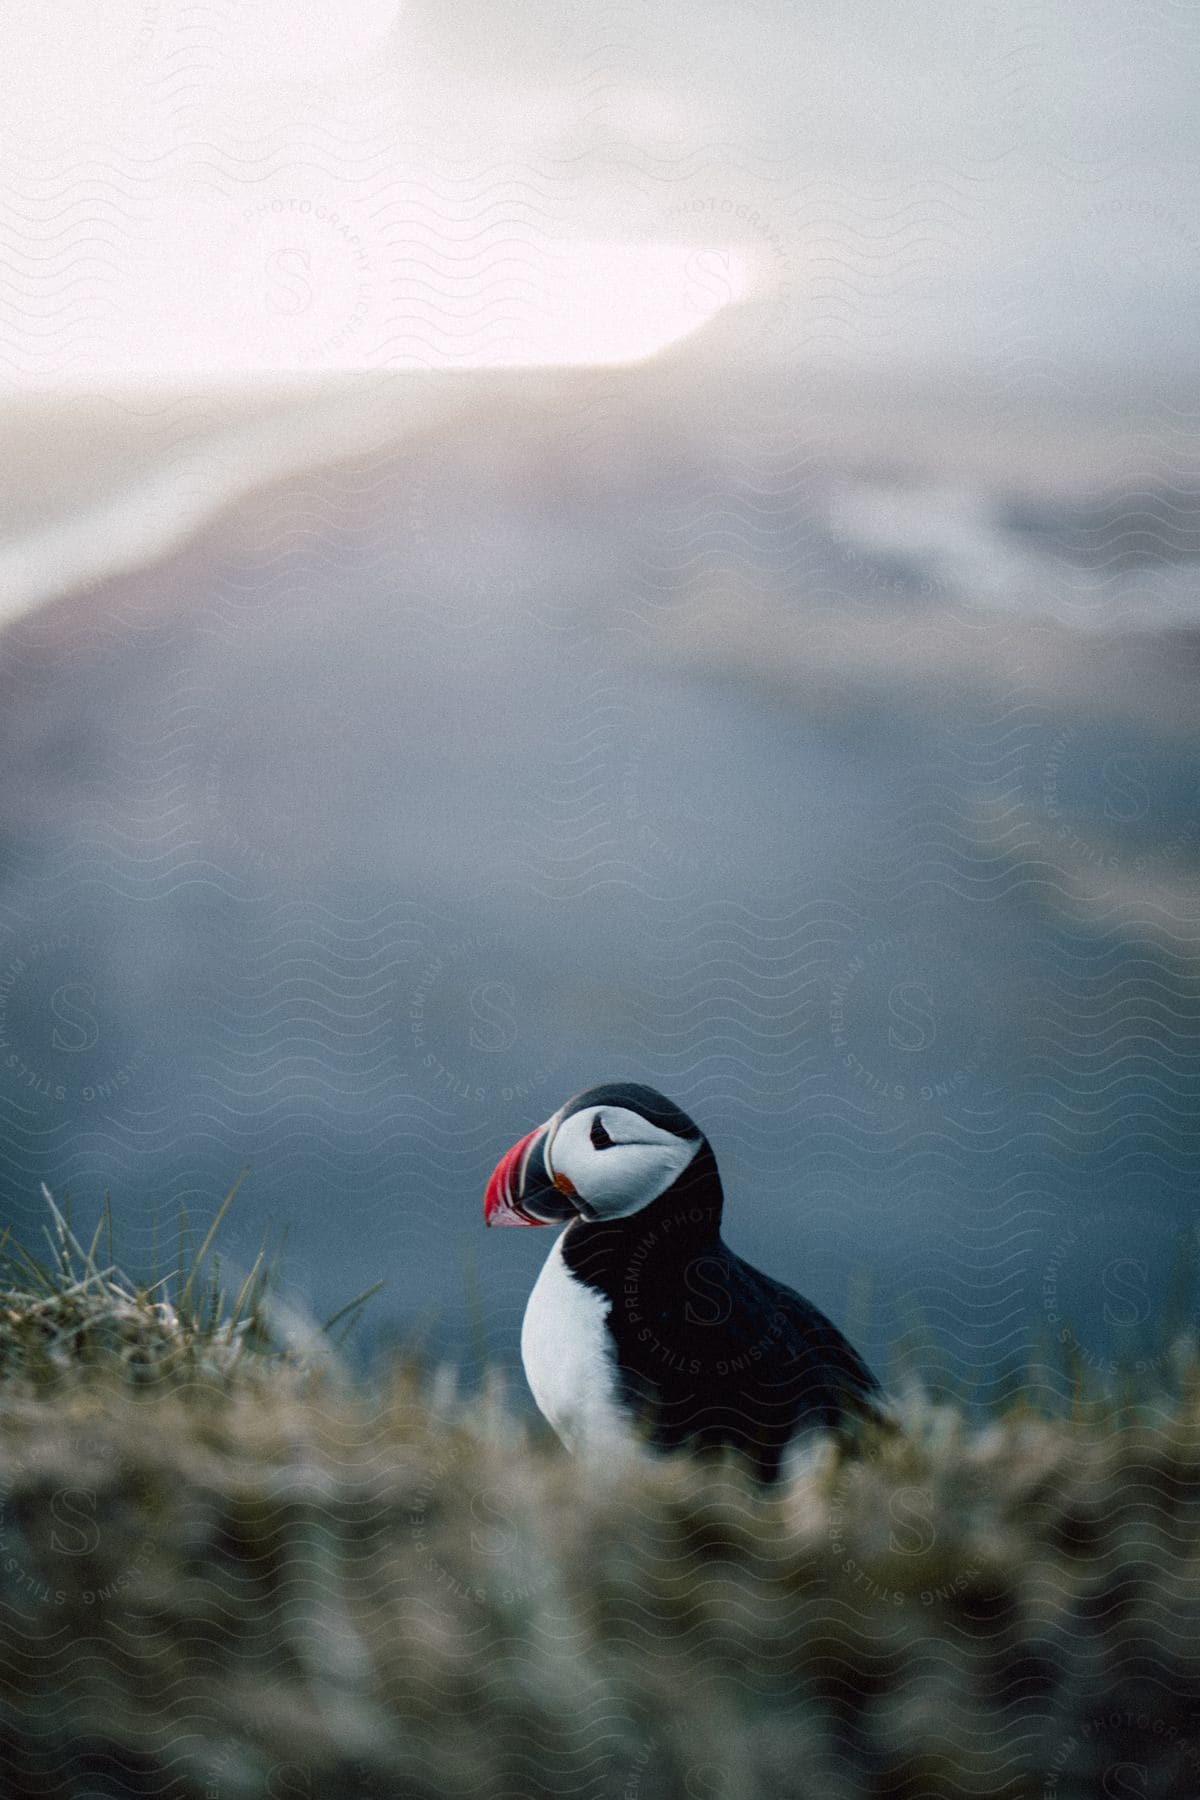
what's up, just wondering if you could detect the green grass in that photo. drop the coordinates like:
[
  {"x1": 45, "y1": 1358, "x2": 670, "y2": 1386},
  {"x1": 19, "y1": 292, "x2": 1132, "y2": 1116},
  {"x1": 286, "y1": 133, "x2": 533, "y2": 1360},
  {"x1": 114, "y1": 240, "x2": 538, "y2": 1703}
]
[{"x1": 0, "y1": 1191, "x2": 1198, "y2": 1799}]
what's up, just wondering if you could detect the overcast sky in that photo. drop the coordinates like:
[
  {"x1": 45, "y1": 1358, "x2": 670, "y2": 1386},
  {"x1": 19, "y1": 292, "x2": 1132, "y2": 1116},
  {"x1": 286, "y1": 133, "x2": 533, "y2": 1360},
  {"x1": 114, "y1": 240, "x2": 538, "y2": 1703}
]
[{"x1": 3, "y1": 3, "x2": 1197, "y2": 383}]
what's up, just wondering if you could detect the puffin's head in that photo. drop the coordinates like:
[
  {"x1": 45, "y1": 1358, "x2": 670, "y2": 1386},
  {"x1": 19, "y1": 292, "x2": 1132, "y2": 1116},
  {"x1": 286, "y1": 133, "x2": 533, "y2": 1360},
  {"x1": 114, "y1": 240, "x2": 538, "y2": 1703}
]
[{"x1": 484, "y1": 1083, "x2": 706, "y2": 1228}]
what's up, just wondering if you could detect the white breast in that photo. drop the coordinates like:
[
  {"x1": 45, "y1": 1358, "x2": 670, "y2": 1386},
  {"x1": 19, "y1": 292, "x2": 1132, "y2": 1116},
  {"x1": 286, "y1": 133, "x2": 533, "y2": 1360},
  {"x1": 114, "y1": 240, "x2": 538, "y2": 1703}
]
[{"x1": 520, "y1": 1234, "x2": 630, "y2": 1457}]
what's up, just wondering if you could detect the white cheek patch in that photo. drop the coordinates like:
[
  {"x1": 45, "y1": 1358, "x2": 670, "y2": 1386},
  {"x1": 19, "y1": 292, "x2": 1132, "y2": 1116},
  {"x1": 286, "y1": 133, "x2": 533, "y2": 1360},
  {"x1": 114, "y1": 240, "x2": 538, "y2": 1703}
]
[{"x1": 549, "y1": 1106, "x2": 702, "y2": 1220}]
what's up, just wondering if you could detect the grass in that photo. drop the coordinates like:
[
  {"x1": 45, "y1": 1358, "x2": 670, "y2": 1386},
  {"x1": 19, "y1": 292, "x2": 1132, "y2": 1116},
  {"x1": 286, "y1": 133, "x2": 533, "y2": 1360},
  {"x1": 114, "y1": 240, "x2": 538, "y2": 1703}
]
[{"x1": 0, "y1": 1191, "x2": 1198, "y2": 1799}]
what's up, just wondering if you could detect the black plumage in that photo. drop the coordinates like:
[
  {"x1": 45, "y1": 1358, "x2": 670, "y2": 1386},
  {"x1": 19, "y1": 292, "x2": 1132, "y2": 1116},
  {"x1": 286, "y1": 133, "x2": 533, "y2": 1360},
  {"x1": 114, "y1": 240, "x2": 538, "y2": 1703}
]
[{"x1": 560, "y1": 1133, "x2": 887, "y2": 1481}]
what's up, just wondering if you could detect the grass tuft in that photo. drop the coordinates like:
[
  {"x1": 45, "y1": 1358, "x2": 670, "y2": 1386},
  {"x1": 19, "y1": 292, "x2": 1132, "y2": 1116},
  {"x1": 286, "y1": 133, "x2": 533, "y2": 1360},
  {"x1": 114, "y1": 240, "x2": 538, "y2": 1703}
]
[{"x1": 0, "y1": 1181, "x2": 315, "y2": 1388}]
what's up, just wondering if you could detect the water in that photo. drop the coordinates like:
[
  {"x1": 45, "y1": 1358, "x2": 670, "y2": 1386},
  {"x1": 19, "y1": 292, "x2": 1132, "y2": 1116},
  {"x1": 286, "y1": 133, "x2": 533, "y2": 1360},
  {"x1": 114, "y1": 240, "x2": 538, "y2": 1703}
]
[{"x1": 1, "y1": 358, "x2": 1197, "y2": 1405}]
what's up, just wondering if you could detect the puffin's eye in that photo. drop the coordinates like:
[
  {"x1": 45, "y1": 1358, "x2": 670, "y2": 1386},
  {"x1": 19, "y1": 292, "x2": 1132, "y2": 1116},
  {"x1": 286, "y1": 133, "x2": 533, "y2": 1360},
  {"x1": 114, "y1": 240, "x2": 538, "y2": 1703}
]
[{"x1": 590, "y1": 1112, "x2": 615, "y2": 1150}]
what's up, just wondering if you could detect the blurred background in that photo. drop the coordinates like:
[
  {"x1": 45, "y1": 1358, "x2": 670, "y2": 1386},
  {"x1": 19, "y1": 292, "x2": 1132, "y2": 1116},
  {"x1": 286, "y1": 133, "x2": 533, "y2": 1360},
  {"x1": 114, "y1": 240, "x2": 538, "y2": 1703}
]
[{"x1": 1, "y1": 2, "x2": 1198, "y2": 1405}]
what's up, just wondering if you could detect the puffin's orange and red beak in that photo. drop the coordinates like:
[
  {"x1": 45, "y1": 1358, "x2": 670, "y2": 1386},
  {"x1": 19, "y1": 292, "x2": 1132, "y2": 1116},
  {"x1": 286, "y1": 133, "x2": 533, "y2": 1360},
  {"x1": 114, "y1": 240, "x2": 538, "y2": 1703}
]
[
  {"x1": 484, "y1": 1116, "x2": 580, "y2": 1227},
  {"x1": 484, "y1": 1125, "x2": 548, "y2": 1227}
]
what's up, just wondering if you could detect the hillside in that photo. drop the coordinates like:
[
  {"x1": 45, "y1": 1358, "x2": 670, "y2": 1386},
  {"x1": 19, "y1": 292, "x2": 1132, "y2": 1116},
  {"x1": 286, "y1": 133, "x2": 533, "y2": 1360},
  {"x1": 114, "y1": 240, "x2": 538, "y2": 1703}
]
[{"x1": 0, "y1": 1202, "x2": 1198, "y2": 1799}]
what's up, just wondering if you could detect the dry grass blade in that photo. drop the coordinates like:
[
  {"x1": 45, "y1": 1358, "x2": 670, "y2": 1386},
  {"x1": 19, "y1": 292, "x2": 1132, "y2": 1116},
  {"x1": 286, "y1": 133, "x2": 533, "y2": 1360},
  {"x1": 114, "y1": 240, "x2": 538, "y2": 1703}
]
[{"x1": 322, "y1": 1278, "x2": 387, "y2": 1339}]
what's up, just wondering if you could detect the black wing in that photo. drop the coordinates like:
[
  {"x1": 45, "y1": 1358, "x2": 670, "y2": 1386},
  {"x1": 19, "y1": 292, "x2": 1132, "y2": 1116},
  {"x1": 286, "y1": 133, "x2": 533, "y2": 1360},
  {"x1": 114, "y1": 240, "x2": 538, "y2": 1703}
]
[
  {"x1": 713, "y1": 1247, "x2": 886, "y2": 1429},
  {"x1": 610, "y1": 1239, "x2": 889, "y2": 1478}
]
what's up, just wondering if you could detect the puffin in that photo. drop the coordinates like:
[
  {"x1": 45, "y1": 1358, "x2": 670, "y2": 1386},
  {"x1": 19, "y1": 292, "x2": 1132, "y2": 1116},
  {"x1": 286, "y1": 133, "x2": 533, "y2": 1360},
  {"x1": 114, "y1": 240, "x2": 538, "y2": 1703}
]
[{"x1": 484, "y1": 1082, "x2": 889, "y2": 1481}]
